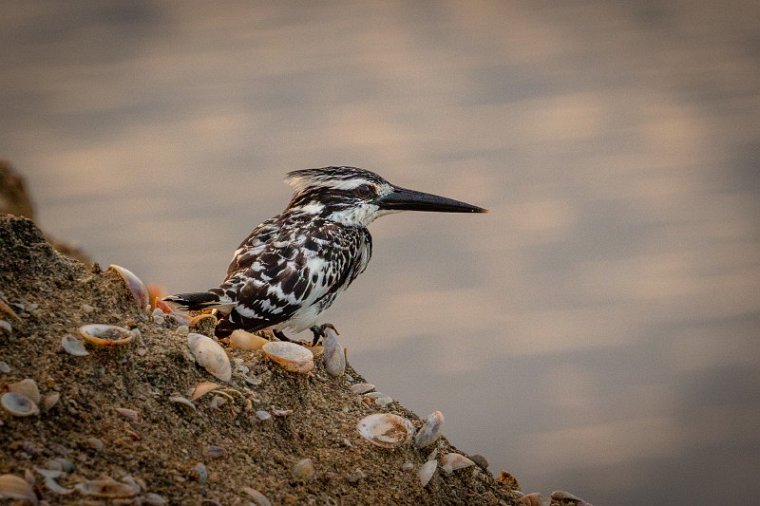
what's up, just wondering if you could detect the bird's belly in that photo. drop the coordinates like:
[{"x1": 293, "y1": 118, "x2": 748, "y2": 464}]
[{"x1": 279, "y1": 302, "x2": 323, "y2": 333}]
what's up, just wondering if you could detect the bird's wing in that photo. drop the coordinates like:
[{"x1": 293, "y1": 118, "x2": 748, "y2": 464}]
[{"x1": 219, "y1": 219, "x2": 371, "y2": 333}]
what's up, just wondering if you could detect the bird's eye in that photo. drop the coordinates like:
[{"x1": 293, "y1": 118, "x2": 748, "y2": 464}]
[{"x1": 355, "y1": 185, "x2": 374, "y2": 198}]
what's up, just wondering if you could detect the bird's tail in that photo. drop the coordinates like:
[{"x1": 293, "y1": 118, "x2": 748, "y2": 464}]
[{"x1": 162, "y1": 291, "x2": 233, "y2": 312}]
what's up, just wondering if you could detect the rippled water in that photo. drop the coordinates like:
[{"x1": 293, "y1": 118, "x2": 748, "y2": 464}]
[{"x1": 2, "y1": 2, "x2": 759, "y2": 504}]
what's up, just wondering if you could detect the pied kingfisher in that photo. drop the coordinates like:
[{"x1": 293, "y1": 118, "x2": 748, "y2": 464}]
[{"x1": 163, "y1": 166, "x2": 486, "y2": 344}]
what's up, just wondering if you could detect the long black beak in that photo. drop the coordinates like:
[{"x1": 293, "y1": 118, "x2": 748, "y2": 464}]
[{"x1": 378, "y1": 186, "x2": 487, "y2": 213}]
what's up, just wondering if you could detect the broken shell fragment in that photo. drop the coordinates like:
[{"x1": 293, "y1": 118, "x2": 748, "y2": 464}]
[
  {"x1": 169, "y1": 396, "x2": 196, "y2": 410},
  {"x1": 61, "y1": 334, "x2": 89, "y2": 356},
  {"x1": 418, "y1": 459, "x2": 437, "y2": 487},
  {"x1": 262, "y1": 341, "x2": 314, "y2": 373},
  {"x1": 190, "y1": 381, "x2": 222, "y2": 400},
  {"x1": 41, "y1": 392, "x2": 61, "y2": 411},
  {"x1": 187, "y1": 333, "x2": 232, "y2": 382},
  {"x1": 350, "y1": 382, "x2": 375, "y2": 394},
  {"x1": 206, "y1": 446, "x2": 226, "y2": 459},
  {"x1": 323, "y1": 327, "x2": 345, "y2": 377},
  {"x1": 242, "y1": 487, "x2": 272, "y2": 506},
  {"x1": 115, "y1": 407, "x2": 140, "y2": 423},
  {"x1": 415, "y1": 410, "x2": 445, "y2": 448},
  {"x1": 1, "y1": 391, "x2": 39, "y2": 417},
  {"x1": 440, "y1": 453, "x2": 475, "y2": 474},
  {"x1": 357, "y1": 413, "x2": 415, "y2": 448},
  {"x1": 229, "y1": 330, "x2": 269, "y2": 350},
  {"x1": 108, "y1": 264, "x2": 149, "y2": 311},
  {"x1": 8, "y1": 378, "x2": 40, "y2": 404},
  {"x1": 291, "y1": 458, "x2": 315, "y2": 481},
  {"x1": 74, "y1": 477, "x2": 140, "y2": 498},
  {"x1": 0, "y1": 473, "x2": 38, "y2": 504},
  {"x1": 0, "y1": 320, "x2": 11, "y2": 337},
  {"x1": 78, "y1": 324, "x2": 134, "y2": 347}
]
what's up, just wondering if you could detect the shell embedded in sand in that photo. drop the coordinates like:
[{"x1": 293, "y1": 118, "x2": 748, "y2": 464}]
[
  {"x1": 440, "y1": 453, "x2": 475, "y2": 473},
  {"x1": 8, "y1": 378, "x2": 40, "y2": 405},
  {"x1": 74, "y1": 477, "x2": 140, "y2": 498},
  {"x1": 357, "y1": 413, "x2": 415, "y2": 448},
  {"x1": 414, "y1": 410, "x2": 445, "y2": 448},
  {"x1": 187, "y1": 333, "x2": 232, "y2": 382},
  {"x1": 0, "y1": 473, "x2": 38, "y2": 503},
  {"x1": 61, "y1": 334, "x2": 89, "y2": 356},
  {"x1": 190, "y1": 381, "x2": 222, "y2": 400},
  {"x1": 229, "y1": 330, "x2": 269, "y2": 350},
  {"x1": 262, "y1": 341, "x2": 314, "y2": 373},
  {"x1": 1, "y1": 392, "x2": 39, "y2": 417},
  {"x1": 78, "y1": 324, "x2": 134, "y2": 347},
  {"x1": 108, "y1": 264, "x2": 149, "y2": 311},
  {"x1": 418, "y1": 459, "x2": 437, "y2": 487},
  {"x1": 322, "y1": 327, "x2": 345, "y2": 377}
]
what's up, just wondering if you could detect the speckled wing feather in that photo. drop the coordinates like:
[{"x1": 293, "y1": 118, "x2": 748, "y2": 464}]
[{"x1": 212, "y1": 210, "x2": 372, "y2": 336}]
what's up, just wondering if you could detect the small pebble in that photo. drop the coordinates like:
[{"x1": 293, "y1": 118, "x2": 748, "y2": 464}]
[
  {"x1": 401, "y1": 462, "x2": 414, "y2": 471},
  {"x1": 143, "y1": 492, "x2": 167, "y2": 505},
  {"x1": 471, "y1": 454, "x2": 489, "y2": 469},
  {"x1": 242, "y1": 487, "x2": 272, "y2": 506},
  {"x1": 192, "y1": 463, "x2": 208, "y2": 483},
  {"x1": 81, "y1": 304, "x2": 95, "y2": 313},
  {"x1": 374, "y1": 395, "x2": 393, "y2": 407},
  {"x1": 85, "y1": 437, "x2": 104, "y2": 451},
  {"x1": 0, "y1": 361, "x2": 10, "y2": 373},
  {"x1": 176, "y1": 325, "x2": 189, "y2": 336},
  {"x1": 206, "y1": 446, "x2": 226, "y2": 459},
  {"x1": 255, "y1": 410, "x2": 272, "y2": 422},
  {"x1": 346, "y1": 469, "x2": 365, "y2": 484},
  {"x1": 291, "y1": 458, "x2": 315, "y2": 481},
  {"x1": 349, "y1": 383, "x2": 375, "y2": 394}
]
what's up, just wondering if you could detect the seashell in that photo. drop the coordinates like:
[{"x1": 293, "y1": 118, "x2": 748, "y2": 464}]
[
  {"x1": 144, "y1": 492, "x2": 167, "y2": 505},
  {"x1": 115, "y1": 407, "x2": 140, "y2": 423},
  {"x1": 190, "y1": 313, "x2": 217, "y2": 329},
  {"x1": 0, "y1": 361, "x2": 10, "y2": 373},
  {"x1": 61, "y1": 334, "x2": 89, "y2": 356},
  {"x1": 517, "y1": 493, "x2": 543, "y2": 506},
  {"x1": 176, "y1": 324, "x2": 190, "y2": 335},
  {"x1": 415, "y1": 410, "x2": 445, "y2": 448},
  {"x1": 241, "y1": 487, "x2": 271, "y2": 506},
  {"x1": 108, "y1": 265, "x2": 149, "y2": 311},
  {"x1": 169, "y1": 396, "x2": 196, "y2": 410},
  {"x1": 323, "y1": 327, "x2": 345, "y2": 377},
  {"x1": 551, "y1": 490, "x2": 590, "y2": 505},
  {"x1": 230, "y1": 330, "x2": 269, "y2": 350},
  {"x1": 440, "y1": 453, "x2": 475, "y2": 474},
  {"x1": 45, "y1": 458, "x2": 74, "y2": 473},
  {"x1": 43, "y1": 475, "x2": 74, "y2": 495},
  {"x1": 0, "y1": 320, "x2": 12, "y2": 337},
  {"x1": 262, "y1": 341, "x2": 314, "y2": 373},
  {"x1": 272, "y1": 408, "x2": 293, "y2": 417},
  {"x1": 191, "y1": 462, "x2": 208, "y2": 483},
  {"x1": 35, "y1": 468, "x2": 63, "y2": 479},
  {"x1": 255, "y1": 410, "x2": 272, "y2": 421},
  {"x1": 401, "y1": 462, "x2": 414, "y2": 471},
  {"x1": 187, "y1": 333, "x2": 231, "y2": 382},
  {"x1": 85, "y1": 437, "x2": 104, "y2": 451},
  {"x1": 8, "y1": 378, "x2": 40, "y2": 404},
  {"x1": 74, "y1": 477, "x2": 140, "y2": 498},
  {"x1": 206, "y1": 446, "x2": 225, "y2": 459},
  {"x1": 357, "y1": 413, "x2": 415, "y2": 448},
  {"x1": 1, "y1": 391, "x2": 39, "y2": 416},
  {"x1": 78, "y1": 324, "x2": 134, "y2": 347},
  {"x1": 0, "y1": 473, "x2": 38, "y2": 504},
  {"x1": 350, "y1": 382, "x2": 375, "y2": 394},
  {"x1": 191, "y1": 381, "x2": 222, "y2": 400},
  {"x1": 374, "y1": 395, "x2": 393, "y2": 407},
  {"x1": 151, "y1": 307, "x2": 166, "y2": 325},
  {"x1": 426, "y1": 447, "x2": 438, "y2": 462},
  {"x1": 418, "y1": 459, "x2": 437, "y2": 487},
  {"x1": 291, "y1": 458, "x2": 315, "y2": 481},
  {"x1": 208, "y1": 395, "x2": 226, "y2": 409}
]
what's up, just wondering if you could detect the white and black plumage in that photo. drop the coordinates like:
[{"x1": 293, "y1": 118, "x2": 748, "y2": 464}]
[{"x1": 163, "y1": 166, "x2": 486, "y2": 343}]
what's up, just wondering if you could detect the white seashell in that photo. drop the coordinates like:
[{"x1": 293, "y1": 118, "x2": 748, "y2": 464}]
[
  {"x1": 8, "y1": 378, "x2": 40, "y2": 404},
  {"x1": 374, "y1": 395, "x2": 393, "y2": 407},
  {"x1": 255, "y1": 410, "x2": 272, "y2": 421},
  {"x1": 1, "y1": 392, "x2": 39, "y2": 417},
  {"x1": 43, "y1": 476, "x2": 74, "y2": 495},
  {"x1": 418, "y1": 459, "x2": 437, "y2": 487},
  {"x1": 169, "y1": 396, "x2": 196, "y2": 410},
  {"x1": 74, "y1": 477, "x2": 140, "y2": 498},
  {"x1": 440, "y1": 453, "x2": 475, "y2": 474},
  {"x1": 350, "y1": 382, "x2": 375, "y2": 394},
  {"x1": 415, "y1": 410, "x2": 445, "y2": 448},
  {"x1": 262, "y1": 341, "x2": 314, "y2": 373},
  {"x1": 0, "y1": 320, "x2": 11, "y2": 337},
  {"x1": 41, "y1": 392, "x2": 61, "y2": 411},
  {"x1": 291, "y1": 458, "x2": 315, "y2": 481},
  {"x1": 230, "y1": 330, "x2": 269, "y2": 350},
  {"x1": 61, "y1": 334, "x2": 89, "y2": 356},
  {"x1": 0, "y1": 473, "x2": 38, "y2": 504},
  {"x1": 78, "y1": 324, "x2": 134, "y2": 347},
  {"x1": 241, "y1": 487, "x2": 272, "y2": 506},
  {"x1": 357, "y1": 413, "x2": 415, "y2": 448},
  {"x1": 208, "y1": 395, "x2": 226, "y2": 409},
  {"x1": 144, "y1": 492, "x2": 167, "y2": 505},
  {"x1": 401, "y1": 462, "x2": 414, "y2": 471},
  {"x1": 0, "y1": 361, "x2": 10, "y2": 373},
  {"x1": 108, "y1": 265, "x2": 149, "y2": 311},
  {"x1": 187, "y1": 333, "x2": 232, "y2": 382},
  {"x1": 322, "y1": 327, "x2": 345, "y2": 376},
  {"x1": 192, "y1": 463, "x2": 208, "y2": 483}
]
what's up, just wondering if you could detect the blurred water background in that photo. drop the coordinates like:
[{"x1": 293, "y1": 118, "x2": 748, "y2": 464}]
[{"x1": 2, "y1": 1, "x2": 759, "y2": 504}]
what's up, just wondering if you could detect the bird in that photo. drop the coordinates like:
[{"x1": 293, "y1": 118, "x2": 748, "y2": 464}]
[{"x1": 162, "y1": 166, "x2": 486, "y2": 344}]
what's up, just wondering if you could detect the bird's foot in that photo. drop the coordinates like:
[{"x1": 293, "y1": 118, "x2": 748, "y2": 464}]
[
  {"x1": 310, "y1": 323, "x2": 338, "y2": 346},
  {"x1": 273, "y1": 329, "x2": 293, "y2": 342}
]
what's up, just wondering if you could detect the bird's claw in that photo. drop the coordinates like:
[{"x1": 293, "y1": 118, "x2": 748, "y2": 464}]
[{"x1": 310, "y1": 323, "x2": 338, "y2": 346}]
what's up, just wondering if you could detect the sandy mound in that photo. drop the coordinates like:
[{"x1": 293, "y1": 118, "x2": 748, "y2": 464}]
[{"x1": 0, "y1": 214, "x2": 522, "y2": 504}]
